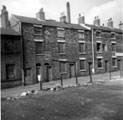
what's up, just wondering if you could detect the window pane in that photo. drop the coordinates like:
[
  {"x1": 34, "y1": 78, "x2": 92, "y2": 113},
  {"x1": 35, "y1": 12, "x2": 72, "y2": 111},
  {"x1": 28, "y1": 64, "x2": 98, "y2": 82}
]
[
  {"x1": 96, "y1": 32, "x2": 101, "y2": 37},
  {"x1": 112, "y1": 58, "x2": 117, "y2": 66},
  {"x1": 6, "y1": 64, "x2": 15, "y2": 79},
  {"x1": 5, "y1": 41, "x2": 15, "y2": 53},
  {"x1": 80, "y1": 60, "x2": 86, "y2": 70},
  {"x1": 35, "y1": 42, "x2": 43, "y2": 54},
  {"x1": 112, "y1": 43, "x2": 116, "y2": 52},
  {"x1": 34, "y1": 27, "x2": 42, "y2": 34},
  {"x1": 97, "y1": 59, "x2": 103, "y2": 68},
  {"x1": 79, "y1": 43, "x2": 85, "y2": 53},
  {"x1": 60, "y1": 62, "x2": 66, "y2": 72},
  {"x1": 78, "y1": 32, "x2": 84, "y2": 39},
  {"x1": 97, "y1": 43, "x2": 102, "y2": 52},
  {"x1": 58, "y1": 43, "x2": 65, "y2": 53},
  {"x1": 58, "y1": 30, "x2": 65, "y2": 37}
]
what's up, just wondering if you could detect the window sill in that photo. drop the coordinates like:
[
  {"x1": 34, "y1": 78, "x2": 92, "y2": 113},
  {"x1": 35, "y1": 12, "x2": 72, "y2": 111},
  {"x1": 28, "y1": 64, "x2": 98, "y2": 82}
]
[
  {"x1": 97, "y1": 67, "x2": 103, "y2": 70},
  {"x1": 97, "y1": 52, "x2": 102, "y2": 53},
  {"x1": 112, "y1": 66, "x2": 117, "y2": 68},
  {"x1": 34, "y1": 34, "x2": 42, "y2": 36},
  {"x1": 80, "y1": 69, "x2": 86, "y2": 72},
  {"x1": 59, "y1": 53, "x2": 66, "y2": 55},
  {"x1": 96, "y1": 37, "x2": 102, "y2": 39},
  {"x1": 79, "y1": 52, "x2": 86, "y2": 54},
  {"x1": 36, "y1": 54, "x2": 44, "y2": 56},
  {"x1": 60, "y1": 72, "x2": 67, "y2": 75},
  {"x1": 110, "y1": 38, "x2": 116, "y2": 40}
]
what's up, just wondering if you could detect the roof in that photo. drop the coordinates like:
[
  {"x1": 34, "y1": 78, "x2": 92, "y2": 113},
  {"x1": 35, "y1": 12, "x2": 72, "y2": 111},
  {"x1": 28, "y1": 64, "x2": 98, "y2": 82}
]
[
  {"x1": 13, "y1": 15, "x2": 88, "y2": 30},
  {"x1": 0, "y1": 27, "x2": 21, "y2": 36},
  {"x1": 86, "y1": 24, "x2": 122, "y2": 33}
]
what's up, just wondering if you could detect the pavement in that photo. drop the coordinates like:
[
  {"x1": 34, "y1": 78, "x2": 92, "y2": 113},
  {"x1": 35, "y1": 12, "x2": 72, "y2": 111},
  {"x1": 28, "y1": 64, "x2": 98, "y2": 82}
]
[{"x1": 1, "y1": 71, "x2": 123, "y2": 98}]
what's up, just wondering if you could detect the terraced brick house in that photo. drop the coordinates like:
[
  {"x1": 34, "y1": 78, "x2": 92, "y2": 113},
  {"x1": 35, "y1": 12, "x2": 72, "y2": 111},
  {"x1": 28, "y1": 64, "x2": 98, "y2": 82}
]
[{"x1": 1, "y1": 6, "x2": 22, "y2": 88}]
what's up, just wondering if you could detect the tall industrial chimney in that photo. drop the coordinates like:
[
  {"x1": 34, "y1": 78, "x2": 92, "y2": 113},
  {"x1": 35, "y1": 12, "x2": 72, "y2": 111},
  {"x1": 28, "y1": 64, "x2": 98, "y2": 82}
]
[{"x1": 66, "y1": 2, "x2": 71, "y2": 23}]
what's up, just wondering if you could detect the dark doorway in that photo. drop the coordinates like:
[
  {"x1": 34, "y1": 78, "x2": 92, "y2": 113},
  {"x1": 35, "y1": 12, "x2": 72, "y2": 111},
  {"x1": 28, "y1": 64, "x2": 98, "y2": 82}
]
[
  {"x1": 88, "y1": 62, "x2": 92, "y2": 82},
  {"x1": 105, "y1": 60, "x2": 108, "y2": 72},
  {"x1": 36, "y1": 63, "x2": 41, "y2": 83},
  {"x1": 69, "y1": 64, "x2": 75, "y2": 78},
  {"x1": 117, "y1": 60, "x2": 121, "y2": 70},
  {"x1": 44, "y1": 63, "x2": 52, "y2": 82}
]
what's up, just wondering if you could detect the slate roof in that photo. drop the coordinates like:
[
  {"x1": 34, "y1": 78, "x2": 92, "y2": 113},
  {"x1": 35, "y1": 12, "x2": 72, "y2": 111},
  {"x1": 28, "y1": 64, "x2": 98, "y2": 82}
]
[
  {"x1": 86, "y1": 24, "x2": 122, "y2": 33},
  {"x1": 0, "y1": 27, "x2": 21, "y2": 36},
  {"x1": 13, "y1": 15, "x2": 88, "y2": 30}
]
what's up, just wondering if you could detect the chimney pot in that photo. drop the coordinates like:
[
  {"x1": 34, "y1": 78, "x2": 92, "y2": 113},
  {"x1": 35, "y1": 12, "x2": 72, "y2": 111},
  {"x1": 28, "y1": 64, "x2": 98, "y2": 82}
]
[
  {"x1": 36, "y1": 8, "x2": 45, "y2": 21},
  {"x1": 107, "y1": 18, "x2": 113, "y2": 28},
  {"x1": 1, "y1": 5, "x2": 9, "y2": 28},
  {"x1": 78, "y1": 13, "x2": 85, "y2": 24},
  {"x1": 93, "y1": 16, "x2": 100, "y2": 26}
]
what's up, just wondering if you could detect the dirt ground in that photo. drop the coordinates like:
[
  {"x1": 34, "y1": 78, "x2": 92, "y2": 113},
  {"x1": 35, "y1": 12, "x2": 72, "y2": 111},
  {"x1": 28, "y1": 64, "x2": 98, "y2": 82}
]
[{"x1": 1, "y1": 80, "x2": 123, "y2": 120}]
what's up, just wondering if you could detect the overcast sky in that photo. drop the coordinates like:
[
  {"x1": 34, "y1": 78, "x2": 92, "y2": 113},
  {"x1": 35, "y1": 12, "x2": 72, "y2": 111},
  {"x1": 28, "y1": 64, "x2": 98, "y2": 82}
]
[{"x1": 0, "y1": 0, "x2": 123, "y2": 28}]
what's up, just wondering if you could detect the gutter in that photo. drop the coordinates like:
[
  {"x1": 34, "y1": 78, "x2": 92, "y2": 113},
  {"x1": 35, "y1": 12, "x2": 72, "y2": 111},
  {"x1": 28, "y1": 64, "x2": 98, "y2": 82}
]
[{"x1": 92, "y1": 28, "x2": 95, "y2": 73}]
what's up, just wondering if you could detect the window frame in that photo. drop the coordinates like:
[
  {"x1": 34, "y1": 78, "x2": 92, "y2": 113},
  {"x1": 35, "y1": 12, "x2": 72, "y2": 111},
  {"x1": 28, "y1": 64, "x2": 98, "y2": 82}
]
[
  {"x1": 59, "y1": 60, "x2": 67, "y2": 73},
  {"x1": 57, "y1": 40, "x2": 65, "y2": 54},
  {"x1": 78, "y1": 30, "x2": 85, "y2": 39},
  {"x1": 33, "y1": 25, "x2": 42, "y2": 35},
  {"x1": 97, "y1": 57, "x2": 103, "y2": 69},
  {"x1": 111, "y1": 41, "x2": 116, "y2": 53},
  {"x1": 112, "y1": 56, "x2": 117, "y2": 67},
  {"x1": 57, "y1": 28, "x2": 65, "y2": 38},
  {"x1": 79, "y1": 41, "x2": 86, "y2": 54},
  {"x1": 79, "y1": 58, "x2": 86, "y2": 71},
  {"x1": 6, "y1": 64, "x2": 15, "y2": 80},
  {"x1": 35, "y1": 40, "x2": 44, "y2": 55},
  {"x1": 96, "y1": 41, "x2": 102, "y2": 53}
]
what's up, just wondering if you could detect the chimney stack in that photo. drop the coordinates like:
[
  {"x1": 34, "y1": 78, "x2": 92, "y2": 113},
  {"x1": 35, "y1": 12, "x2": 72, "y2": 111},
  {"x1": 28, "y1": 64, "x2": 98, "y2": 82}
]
[
  {"x1": 36, "y1": 8, "x2": 45, "y2": 21},
  {"x1": 1, "y1": 5, "x2": 9, "y2": 28},
  {"x1": 107, "y1": 18, "x2": 113, "y2": 28},
  {"x1": 119, "y1": 21, "x2": 123, "y2": 30},
  {"x1": 93, "y1": 16, "x2": 100, "y2": 26},
  {"x1": 60, "y1": 12, "x2": 66, "y2": 23},
  {"x1": 78, "y1": 13, "x2": 85, "y2": 24},
  {"x1": 66, "y1": 2, "x2": 71, "y2": 23}
]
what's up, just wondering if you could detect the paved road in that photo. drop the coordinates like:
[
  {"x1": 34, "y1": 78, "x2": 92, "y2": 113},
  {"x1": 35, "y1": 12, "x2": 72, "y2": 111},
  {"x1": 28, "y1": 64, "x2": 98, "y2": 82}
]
[{"x1": 1, "y1": 71, "x2": 122, "y2": 98}]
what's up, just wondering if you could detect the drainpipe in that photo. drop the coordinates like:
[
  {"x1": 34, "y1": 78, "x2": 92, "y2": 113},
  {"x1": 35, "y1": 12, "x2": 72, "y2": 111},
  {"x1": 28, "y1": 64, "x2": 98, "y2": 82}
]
[
  {"x1": 92, "y1": 28, "x2": 95, "y2": 73},
  {"x1": 20, "y1": 22, "x2": 25, "y2": 86}
]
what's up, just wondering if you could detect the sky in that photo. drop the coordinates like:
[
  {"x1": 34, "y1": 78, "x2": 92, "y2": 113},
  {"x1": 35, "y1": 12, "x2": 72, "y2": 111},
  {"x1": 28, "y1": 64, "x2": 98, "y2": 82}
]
[{"x1": 0, "y1": 0, "x2": 123, "y2": 28}]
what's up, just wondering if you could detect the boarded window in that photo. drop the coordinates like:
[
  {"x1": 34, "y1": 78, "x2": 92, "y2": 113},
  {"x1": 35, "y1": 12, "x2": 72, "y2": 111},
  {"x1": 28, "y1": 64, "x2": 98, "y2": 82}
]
[
  {"x1": 6, "y1": 64, "x2": 15, "y2": 80},
  {"x1": 96, "y1": 42, "x2": 102, "y2": 52},
  {"x1": 80, "y1": 60, "x2": 86, "y2": 70},
  {"x1": 79, "y1": 43, "x2": 85, "y2": 53},
  {"x1": 59, "y1": 62, "x2": 66, "y2": 73},
  {"x1": 78, "y1": 32, "x2": 84, "y2": 39},
  {"x1": 58, "y1": 42, "x2": 65, "y2": 53},
  {"x1": 97, "y1": 58, "x2": 103, "y2": 68},
  {"x1": 112, "y1": 58, "x2": 117, "y2": 67},
  {"x1": 58, "y1": 30, "x2": 65, "y2": 38},
  {"x1": 35, "y1": 42, "x2": 43, "y2": 54}
]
